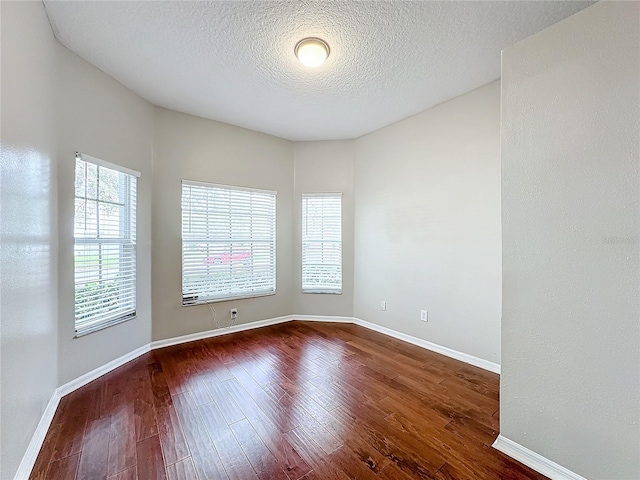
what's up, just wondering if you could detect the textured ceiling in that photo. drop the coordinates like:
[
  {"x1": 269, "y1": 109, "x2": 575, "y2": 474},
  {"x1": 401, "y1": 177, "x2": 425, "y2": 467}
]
[{"x1": 44, "y1": 1, "x2": 593, "y2": 141}]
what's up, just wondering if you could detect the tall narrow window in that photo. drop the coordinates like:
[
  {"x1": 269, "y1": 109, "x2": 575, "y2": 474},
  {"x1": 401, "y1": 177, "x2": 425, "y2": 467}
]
[
  {"x1": 74, "y1": 153, "x2": 138, "y2": 336},
  {"x1": 302, "y1": 193, "x2": 342, "y2": 293},
  {"x1": 181, "y1": 180, "x2": 276, "y2": 305}
]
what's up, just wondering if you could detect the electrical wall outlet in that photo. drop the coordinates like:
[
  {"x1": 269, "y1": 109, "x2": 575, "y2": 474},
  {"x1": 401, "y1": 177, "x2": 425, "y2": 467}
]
[
  {"x1": 381, "y1": 301, "x2": 387, "y2": 311},
  {"x1": 420, "y1": 310, "x2": 428, "y2": 322},
  {"x1": 230, "y1": 308, "x2": 238, "y2": 318}
]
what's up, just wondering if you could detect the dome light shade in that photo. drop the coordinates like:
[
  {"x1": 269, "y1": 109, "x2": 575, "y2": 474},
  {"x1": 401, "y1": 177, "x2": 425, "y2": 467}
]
[{"x1": 295, "y1": 38, "x2": 330, "y2": 68}]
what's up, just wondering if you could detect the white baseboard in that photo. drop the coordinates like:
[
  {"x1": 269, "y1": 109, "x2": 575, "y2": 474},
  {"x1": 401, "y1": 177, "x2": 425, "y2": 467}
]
[
  {"x1": 492, "y1": 435, "x2": 586, "y2": 480},
  {"x1": 57, "y1": 343, "x2": 151, "y2": 397},
  {"x1": 353, "y1": 317, "x2": 501, "y2": 374},
  {"x1": 13, "y1": 390, "x2": 61, "y2": 480},
  {"x1": 150, "y1": 315, "x2": 295, "y2": 350},
  {"x1": 16, "y1": 313, "x2": 501, "y2": 479},
  {"x1": 292, "y1": 314, "x2": 353, "y2": 323}
]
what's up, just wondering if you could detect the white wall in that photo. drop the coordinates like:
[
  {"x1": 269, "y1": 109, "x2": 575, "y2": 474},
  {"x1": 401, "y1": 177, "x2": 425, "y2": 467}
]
[
  {"x1": 0, "y1": 2, "x2": 59, "y2": 478},
  {"x1": 500, "y1": 2, "x2": 640, "y2": 478},
  {"x1": 55, "y1": 43, "x2": 154, "y2": 385},
  {"x1": 152, "y1": 108, "x2": 294, "y2": 341},
  {"x1": 353, "y1": 81, "x2": 502, "y2": 365},
  {"x1": 293, "y1": 141, "x2": 355, "y2": 317}
]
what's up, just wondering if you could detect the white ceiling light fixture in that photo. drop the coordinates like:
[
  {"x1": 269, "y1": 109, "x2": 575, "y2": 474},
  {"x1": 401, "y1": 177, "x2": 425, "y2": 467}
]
[{"x1": 295, "y1": 37, "x2": 330, "y2": 68}]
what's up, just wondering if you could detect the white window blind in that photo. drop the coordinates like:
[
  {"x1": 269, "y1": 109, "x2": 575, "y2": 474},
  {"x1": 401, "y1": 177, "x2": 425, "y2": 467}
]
[
  {"x1": 74, "y1": 153, "x2": 138, "y2": 336},
  {"x1": 182, "y1": 180, "x2": 276, "y2": 305},
  {"x1": 302, "y1": 193, "x2": 342, "y2": 293}
]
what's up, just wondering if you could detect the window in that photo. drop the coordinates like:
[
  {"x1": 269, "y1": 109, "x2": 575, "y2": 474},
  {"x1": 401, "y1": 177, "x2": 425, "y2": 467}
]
[
  {"x1": 181, "y1": 180, "x2": 276, "y2": 305},
  {"x1": 302, "y1": 193, "x2": 342, "y2": 293},
  {"x1": 74, "y1": 153, "x2": 138, "y2": 336}
]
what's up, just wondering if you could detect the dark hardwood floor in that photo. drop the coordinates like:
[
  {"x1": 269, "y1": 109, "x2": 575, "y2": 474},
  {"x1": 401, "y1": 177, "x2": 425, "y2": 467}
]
[{"x1": 30, "y1": 321, "x2": 546, "y2": 480}]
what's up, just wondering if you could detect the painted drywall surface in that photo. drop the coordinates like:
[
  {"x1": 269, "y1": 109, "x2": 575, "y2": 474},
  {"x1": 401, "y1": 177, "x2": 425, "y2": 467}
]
[
  {"x1": 152, "y1": 108, "x2": 294, "y2": 341},
  {"x1": 43, "y1": 1, "x2": 594, "y2": 141},
  {"x1": 353, "y1": 81, "x2": 501, "y2": 364},
  {"x1": 0, "y1": 2, "x2": 59, "y2": 478},
  {"x1": 501, "y1": 2, "x2": 640, "y2": 478},
  {"x1": 55, "y1": 44, "x2": 154, "y2": 385},
  {"x1": 293, "y1": 141, "x2": 355, "y2": 316}
]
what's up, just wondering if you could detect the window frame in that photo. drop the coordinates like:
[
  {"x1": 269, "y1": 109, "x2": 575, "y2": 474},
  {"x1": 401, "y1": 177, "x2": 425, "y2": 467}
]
[
  {"x1": 73, "y1": 152, "x2": 139, "y2": 337},
  {"x1": 301, "y1": 192, "x2": 343, "y2": 295},
  {"x1": 181, "y1": 179, "x2": 277, "y2": 306}
]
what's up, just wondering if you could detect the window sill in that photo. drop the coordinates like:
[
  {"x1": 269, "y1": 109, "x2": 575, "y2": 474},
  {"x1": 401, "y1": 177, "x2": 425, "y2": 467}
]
[
  {"x1": 301, "y1": 290, "x2": 342, "y2": 295},
  {"x1": 182, "y1": 291, "x2": 276, "y2": 306},
  {"x1": 74, "y1": 312, "x2": 136, "y2": 338}
]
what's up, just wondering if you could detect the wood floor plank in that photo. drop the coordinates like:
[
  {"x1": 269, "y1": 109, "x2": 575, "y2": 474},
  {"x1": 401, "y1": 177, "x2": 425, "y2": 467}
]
[
  {"x1": 223, "y1": 379, "x2": 312, "y2": 479},
  {"x1": 107, "y1": 465, "x2": 137, "y2": 480},
  {"x1": 277, "y1": 393, "x2": 342, "y2": 454},
  {"x1": 172, "y1": 391, "x2": 229, "y2": 479},
  {"x1": 147, "y1": 360, "x2": 173, "y2": 410},
  {"x1": 284, "y1": 428, "x2": 349, "y2": 480},
  {"x1": 30, "y1": 403, "x2": 68, "y2": 480},
  {"x1": 377, "y1": 461, "x2": 416, "y2": 480},
  {"x1": 331, "y1": 402, "x2": 447, "y2": 479},
  {"x1": 155, "y1": 349, "x2": 189, "y2": 396},
  {"x1": 156, "y1": 403, "x2": 190, "y2": 467},
  {"x1": 304, "y1": 398, "x2": 392, "y2": 474},
  {"x1": 45, "y1": 453, "x2": 80, "y2": 480},
  {"x1": 132, "y1": 368, "x2": 158, "y2": 442},
  {"x1": 186, "y1": 374, "x2": 214, "y2": 407},
  {"x1": 166, "y1": 458, "x2": 198, "y2": 480},
  {"x1": 205, "y1": 377, "x2": 246, "y2": 424},
  {"x1": 198, "y1": 401, "x2": 259, "y2": 479},
  {"x1": 326, "y1": 444, "x2": 381, "y2": 480},
  {"x1": 136, "y1": 435, "x2": 166, "y2": 480},
  {"x1": 77, "y1": 416, "x2": 111, "y2": 480},
  {"x1": 107, "y1": 393, "x2": 136, "y2": 477},
  {"x1": 229, "y1": 419, "x2": 289, "y2": 480},
  {"x1": 146, "y1": 360, "x2": 191, "y2": 465},
  {"x1": 50, "y1": 389, "x2": 93, "y2": 462},
  {"x1": 30, "y1": 321, "x2": 548, "y2": 480}
]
